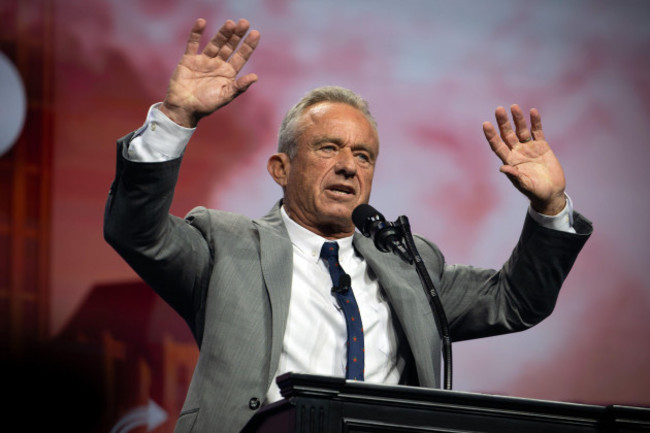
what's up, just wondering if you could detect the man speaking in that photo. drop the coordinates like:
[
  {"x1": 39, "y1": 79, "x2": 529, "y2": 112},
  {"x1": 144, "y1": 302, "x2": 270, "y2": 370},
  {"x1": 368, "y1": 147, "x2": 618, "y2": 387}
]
[{"x1": 104, "y1": 18, "x2": 592, "y2": 433}]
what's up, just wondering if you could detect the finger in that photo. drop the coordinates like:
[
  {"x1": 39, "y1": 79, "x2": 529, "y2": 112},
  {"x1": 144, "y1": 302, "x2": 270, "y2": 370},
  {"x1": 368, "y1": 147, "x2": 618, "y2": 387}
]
[
  {"x1": 202, "y1": 19, "x2": 237, "y2": 58},
  {"x1": 235, "y1": 73, "x2": 259, "y2": 93},
  {"x1": 529, "y1": 108, "x2": 545, "y2": 141},
  {"x1": 500, "y1": 164, "x2": 522, "y2": 179},
  {"x1": 229, "y1": 29, "x2": 260, "y2": 73},
  {"x1": 483, "y1": 121, "x2": 510, "y2": 163},
  {"x1": 511, "y1": 104, "x2": 533, "y2": 143},
  {"x1": 500, "y1": 168, "x2": 530, "y2": 195},
  {"x1": 494, "y1": 106, "x2": 519, "y2": 149},
  {"x1": 184, "y1": 18, "x2": 207, "y2": 56},
  {"x1": 214, "y1": 19, "x2": 251, "y2": 61}
]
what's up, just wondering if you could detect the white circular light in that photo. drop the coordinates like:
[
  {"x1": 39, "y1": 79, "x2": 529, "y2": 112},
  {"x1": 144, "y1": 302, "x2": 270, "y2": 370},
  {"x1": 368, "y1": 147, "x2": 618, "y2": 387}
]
[{"x1": 0, "y1": 52, "x2": 27, "y2": 157}]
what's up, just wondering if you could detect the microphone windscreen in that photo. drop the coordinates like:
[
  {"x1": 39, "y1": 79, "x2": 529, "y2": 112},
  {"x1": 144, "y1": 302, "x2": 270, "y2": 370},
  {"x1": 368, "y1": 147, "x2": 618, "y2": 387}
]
[{"x1": 352, "y1": 204, "x2": 381, "y2": 232}]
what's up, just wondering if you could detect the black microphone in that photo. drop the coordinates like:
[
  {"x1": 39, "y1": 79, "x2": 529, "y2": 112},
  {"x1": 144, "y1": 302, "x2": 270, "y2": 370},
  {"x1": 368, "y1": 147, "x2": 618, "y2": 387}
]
[
  {"x1": 352, "y1": 204, "x2": 412, "y2": 264},
  {"x1": 333, "y1": 274, "x2": 351, "y2": 294}
]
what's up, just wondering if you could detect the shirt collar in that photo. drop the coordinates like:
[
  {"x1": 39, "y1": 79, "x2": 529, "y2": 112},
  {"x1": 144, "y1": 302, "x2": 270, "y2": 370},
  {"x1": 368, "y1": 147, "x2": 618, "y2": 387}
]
[{"x1": 280, "y1": 205, "x2": 354, "y2": 264}]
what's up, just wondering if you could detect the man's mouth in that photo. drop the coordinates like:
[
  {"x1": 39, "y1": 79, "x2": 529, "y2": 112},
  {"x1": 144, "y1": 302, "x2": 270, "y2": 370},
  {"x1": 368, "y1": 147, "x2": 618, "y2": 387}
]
[{"x1": 327, "y1": 184, "x2": 355, "y2": 196}]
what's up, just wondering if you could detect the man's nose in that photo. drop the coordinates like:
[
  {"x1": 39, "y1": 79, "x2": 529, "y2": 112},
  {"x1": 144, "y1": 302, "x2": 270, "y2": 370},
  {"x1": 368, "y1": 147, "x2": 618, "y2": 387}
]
[{"x1": 335, "y1": 148, "x2": 357, "y2": 177}]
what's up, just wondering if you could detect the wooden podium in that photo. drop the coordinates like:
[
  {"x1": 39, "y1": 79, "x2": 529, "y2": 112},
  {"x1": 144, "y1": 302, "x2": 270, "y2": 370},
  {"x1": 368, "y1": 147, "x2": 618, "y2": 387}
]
[{"x1": 242, "y1": 373, "x2": 650, "y2": 433}]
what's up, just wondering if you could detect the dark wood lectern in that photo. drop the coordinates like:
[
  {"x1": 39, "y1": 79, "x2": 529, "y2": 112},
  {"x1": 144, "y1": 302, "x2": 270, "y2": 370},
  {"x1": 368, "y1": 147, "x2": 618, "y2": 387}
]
[{"x1": 242, "y1": 373, "x2": 650, "y2": 433}]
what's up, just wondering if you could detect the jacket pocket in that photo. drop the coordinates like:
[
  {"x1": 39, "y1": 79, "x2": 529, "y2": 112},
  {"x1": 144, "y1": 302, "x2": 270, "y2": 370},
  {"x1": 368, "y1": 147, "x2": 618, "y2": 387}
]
[{"x1": 174, "y1": 407, "x2": 199, "y2": 433}]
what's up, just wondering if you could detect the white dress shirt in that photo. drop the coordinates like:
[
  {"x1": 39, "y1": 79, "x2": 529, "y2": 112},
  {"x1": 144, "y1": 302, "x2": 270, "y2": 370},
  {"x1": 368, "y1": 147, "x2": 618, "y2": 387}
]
[{"x1": 263, "y1": 207, "x2": 404, "y2": 403}]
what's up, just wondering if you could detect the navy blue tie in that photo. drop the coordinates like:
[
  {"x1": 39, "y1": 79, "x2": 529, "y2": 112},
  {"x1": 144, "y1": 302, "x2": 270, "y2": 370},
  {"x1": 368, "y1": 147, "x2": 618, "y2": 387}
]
[{"x1": 320, "y1": 241, "x2": 364, "y2": 381}]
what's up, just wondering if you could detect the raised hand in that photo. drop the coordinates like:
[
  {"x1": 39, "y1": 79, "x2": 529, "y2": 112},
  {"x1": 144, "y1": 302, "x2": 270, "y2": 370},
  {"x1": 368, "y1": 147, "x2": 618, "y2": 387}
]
[
  {"x1": 483, "y1": 105, "x2": 567, "y2": 215},
  {"x1": 160, "y1": 18, "x2": 260, "y2": 128}
]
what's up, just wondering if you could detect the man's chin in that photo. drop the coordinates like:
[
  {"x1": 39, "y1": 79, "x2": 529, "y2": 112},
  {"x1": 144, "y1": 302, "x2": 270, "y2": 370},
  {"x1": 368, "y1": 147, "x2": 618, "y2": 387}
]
[
  {"x1": 321, "y1": 205, "x2": 354, "y2": 221},
  {"x1": 316, "y1": 209, "x2": 355, "y2": 233}
]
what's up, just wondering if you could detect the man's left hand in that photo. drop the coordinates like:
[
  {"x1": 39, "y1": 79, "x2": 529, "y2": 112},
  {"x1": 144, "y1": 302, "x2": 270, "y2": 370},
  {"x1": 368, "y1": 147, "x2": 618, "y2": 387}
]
[{"x1": 483, "y1": 104, "x2": 566, "y2": 215}]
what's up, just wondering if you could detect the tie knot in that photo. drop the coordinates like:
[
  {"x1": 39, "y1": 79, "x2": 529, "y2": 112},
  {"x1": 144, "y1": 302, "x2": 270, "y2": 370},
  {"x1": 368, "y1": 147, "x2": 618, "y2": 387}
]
[{"x1": 320, "y1": 241, "x2": 340, "y2": 260}]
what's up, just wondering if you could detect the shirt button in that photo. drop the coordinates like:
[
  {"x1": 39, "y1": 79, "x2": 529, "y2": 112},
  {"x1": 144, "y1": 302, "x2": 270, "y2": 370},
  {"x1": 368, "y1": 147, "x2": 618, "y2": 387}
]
[
  {"x1": 150, "y1": 121, "x2": 157, "y2": 131},
  {"x1": 249, "y1": 397, "x2": 261, "y2": 410}
]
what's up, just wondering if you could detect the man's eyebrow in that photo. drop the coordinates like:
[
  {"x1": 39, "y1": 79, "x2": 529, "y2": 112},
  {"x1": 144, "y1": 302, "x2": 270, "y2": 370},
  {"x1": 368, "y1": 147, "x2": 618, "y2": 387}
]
[
  {"x1": 312, "y1": 136, "x2": 374, "y2": 149},
  {"x1": 352, "y1": 141, "x2": 377, "y2": 157},
  {"x1": 311, "y1": 136, "x2": 343, "y2": 146}
]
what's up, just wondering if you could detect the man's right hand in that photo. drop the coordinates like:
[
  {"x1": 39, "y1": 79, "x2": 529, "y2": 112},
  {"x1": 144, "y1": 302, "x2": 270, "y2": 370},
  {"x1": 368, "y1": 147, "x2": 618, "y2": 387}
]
[{"x1": 160, "y1": 18, "x2": 260, "y2": 128}]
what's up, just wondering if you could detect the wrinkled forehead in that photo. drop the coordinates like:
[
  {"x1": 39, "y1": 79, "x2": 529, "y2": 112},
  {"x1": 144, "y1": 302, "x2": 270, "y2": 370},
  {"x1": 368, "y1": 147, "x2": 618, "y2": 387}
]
[{"x1": 297, "y1": 102, "x2": 380, "y2": 145}]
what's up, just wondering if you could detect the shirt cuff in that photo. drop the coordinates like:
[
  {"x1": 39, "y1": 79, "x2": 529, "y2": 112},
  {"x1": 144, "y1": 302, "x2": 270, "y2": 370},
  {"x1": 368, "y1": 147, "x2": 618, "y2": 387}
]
[
  {"x1": 527, "y1": 193, "x2": 576, "y2": 234},
  {"x1": 123, "y1": 102, "x2": 196, "y2": 162}
]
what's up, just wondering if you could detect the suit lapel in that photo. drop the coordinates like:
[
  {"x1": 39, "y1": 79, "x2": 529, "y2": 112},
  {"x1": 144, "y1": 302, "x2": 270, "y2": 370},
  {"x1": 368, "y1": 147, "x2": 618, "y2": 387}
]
[
  {"x1": 254, "y1": 203, "x2": 293, "y2": 389},
  {"x1": 354, "y1": 234, "x2": 440, "y2": 388}
]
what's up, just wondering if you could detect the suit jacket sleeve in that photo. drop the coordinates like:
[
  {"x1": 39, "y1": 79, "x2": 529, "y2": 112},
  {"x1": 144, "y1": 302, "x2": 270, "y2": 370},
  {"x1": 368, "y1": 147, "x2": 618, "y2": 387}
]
[
  {"x1": 103, "y1": 133, "x2": 211, "y2": 342},
  {"x1": 415, "y1": 211, "x2": 593, "y2": 342}
]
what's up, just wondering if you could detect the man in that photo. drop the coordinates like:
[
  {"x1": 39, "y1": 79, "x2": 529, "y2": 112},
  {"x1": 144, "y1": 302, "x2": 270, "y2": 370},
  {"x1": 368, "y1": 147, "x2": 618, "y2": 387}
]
[{"x1": 104, "y1": 18, "x2": 592, "y2": 432}]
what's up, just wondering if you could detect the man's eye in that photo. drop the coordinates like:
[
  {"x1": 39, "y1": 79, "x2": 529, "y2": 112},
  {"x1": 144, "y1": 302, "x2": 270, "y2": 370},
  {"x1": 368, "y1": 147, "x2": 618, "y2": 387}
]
[{"x1": 356, "y1": 153, "x2": 370, "y2": 162}]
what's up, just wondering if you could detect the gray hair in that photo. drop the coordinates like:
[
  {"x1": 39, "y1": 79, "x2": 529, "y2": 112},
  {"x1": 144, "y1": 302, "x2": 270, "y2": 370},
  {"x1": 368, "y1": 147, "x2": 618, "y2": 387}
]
[{"x1": 277, "y1": 86, "x2": 378, "y2": 158}]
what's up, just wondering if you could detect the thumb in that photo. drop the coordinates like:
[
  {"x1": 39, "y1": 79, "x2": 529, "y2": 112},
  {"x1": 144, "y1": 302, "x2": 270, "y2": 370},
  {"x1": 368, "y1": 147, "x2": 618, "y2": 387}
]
[{"x1": 235, "y1": 73, "x2": 259, "y2": 94}]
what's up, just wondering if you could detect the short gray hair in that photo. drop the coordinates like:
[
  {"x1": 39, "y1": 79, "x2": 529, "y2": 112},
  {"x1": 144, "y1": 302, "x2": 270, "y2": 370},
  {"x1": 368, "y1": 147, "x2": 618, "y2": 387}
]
[{"x1": 277, "y1": 86, "x2": 378, "y2": 158}]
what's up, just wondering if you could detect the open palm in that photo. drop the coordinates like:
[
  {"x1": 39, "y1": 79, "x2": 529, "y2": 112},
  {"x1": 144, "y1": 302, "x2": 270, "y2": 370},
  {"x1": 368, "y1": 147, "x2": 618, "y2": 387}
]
[
  {"x1": 483, "y1": 105, "x2": 567, "y2": 215},
  {"x1": 161, "y1": 19, "x2": 260, "y2": 128}
]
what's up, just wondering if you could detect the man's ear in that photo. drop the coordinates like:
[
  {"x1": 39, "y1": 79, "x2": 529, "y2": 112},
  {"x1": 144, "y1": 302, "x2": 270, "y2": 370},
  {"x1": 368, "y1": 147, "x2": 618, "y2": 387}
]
[{"x1": 267, "y1": 153, "x2": 291, "y2": 187}]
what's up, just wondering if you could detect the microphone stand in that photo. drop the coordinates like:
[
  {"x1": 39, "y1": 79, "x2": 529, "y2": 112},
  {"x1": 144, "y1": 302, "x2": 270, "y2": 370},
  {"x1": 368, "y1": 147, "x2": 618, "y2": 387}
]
[{"x1": 395, "y1": 215, "x2": 453, "y2": 391}]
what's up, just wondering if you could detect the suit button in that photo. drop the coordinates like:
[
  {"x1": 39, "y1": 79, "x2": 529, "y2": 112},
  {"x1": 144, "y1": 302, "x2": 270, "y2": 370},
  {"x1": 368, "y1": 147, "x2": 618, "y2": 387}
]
[{"x1": 249, "y1": 397, "x2": 261, "y2": 410}]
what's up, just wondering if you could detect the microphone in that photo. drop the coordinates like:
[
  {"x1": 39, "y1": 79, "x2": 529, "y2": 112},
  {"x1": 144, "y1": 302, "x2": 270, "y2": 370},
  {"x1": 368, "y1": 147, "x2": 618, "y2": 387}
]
[
  {"x1": 333, "y1": 274, "x2": 351, "y2": 294},
  {"x1": 354, "y1": 203, "x2": 453, "y2": 389},
  {"x1": 352, "y1": 204, "x2": 412, "y2": 264}
]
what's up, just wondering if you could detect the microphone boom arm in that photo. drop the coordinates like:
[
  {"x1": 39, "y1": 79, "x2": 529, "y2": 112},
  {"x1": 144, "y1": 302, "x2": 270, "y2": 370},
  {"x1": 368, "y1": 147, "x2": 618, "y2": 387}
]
[
  {"x1": 396, "y1": 215, "x2": 453, "y2": 391},
  {"x1": 352, "y1": 203, "x2": 452, "y2": 390}
]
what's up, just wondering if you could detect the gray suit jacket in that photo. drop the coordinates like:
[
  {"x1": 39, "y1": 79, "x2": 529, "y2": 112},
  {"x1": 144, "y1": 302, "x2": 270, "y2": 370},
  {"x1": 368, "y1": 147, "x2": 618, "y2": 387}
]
[{"x1": 104, "y1": 134, "x2": 592, "y2": 433}]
